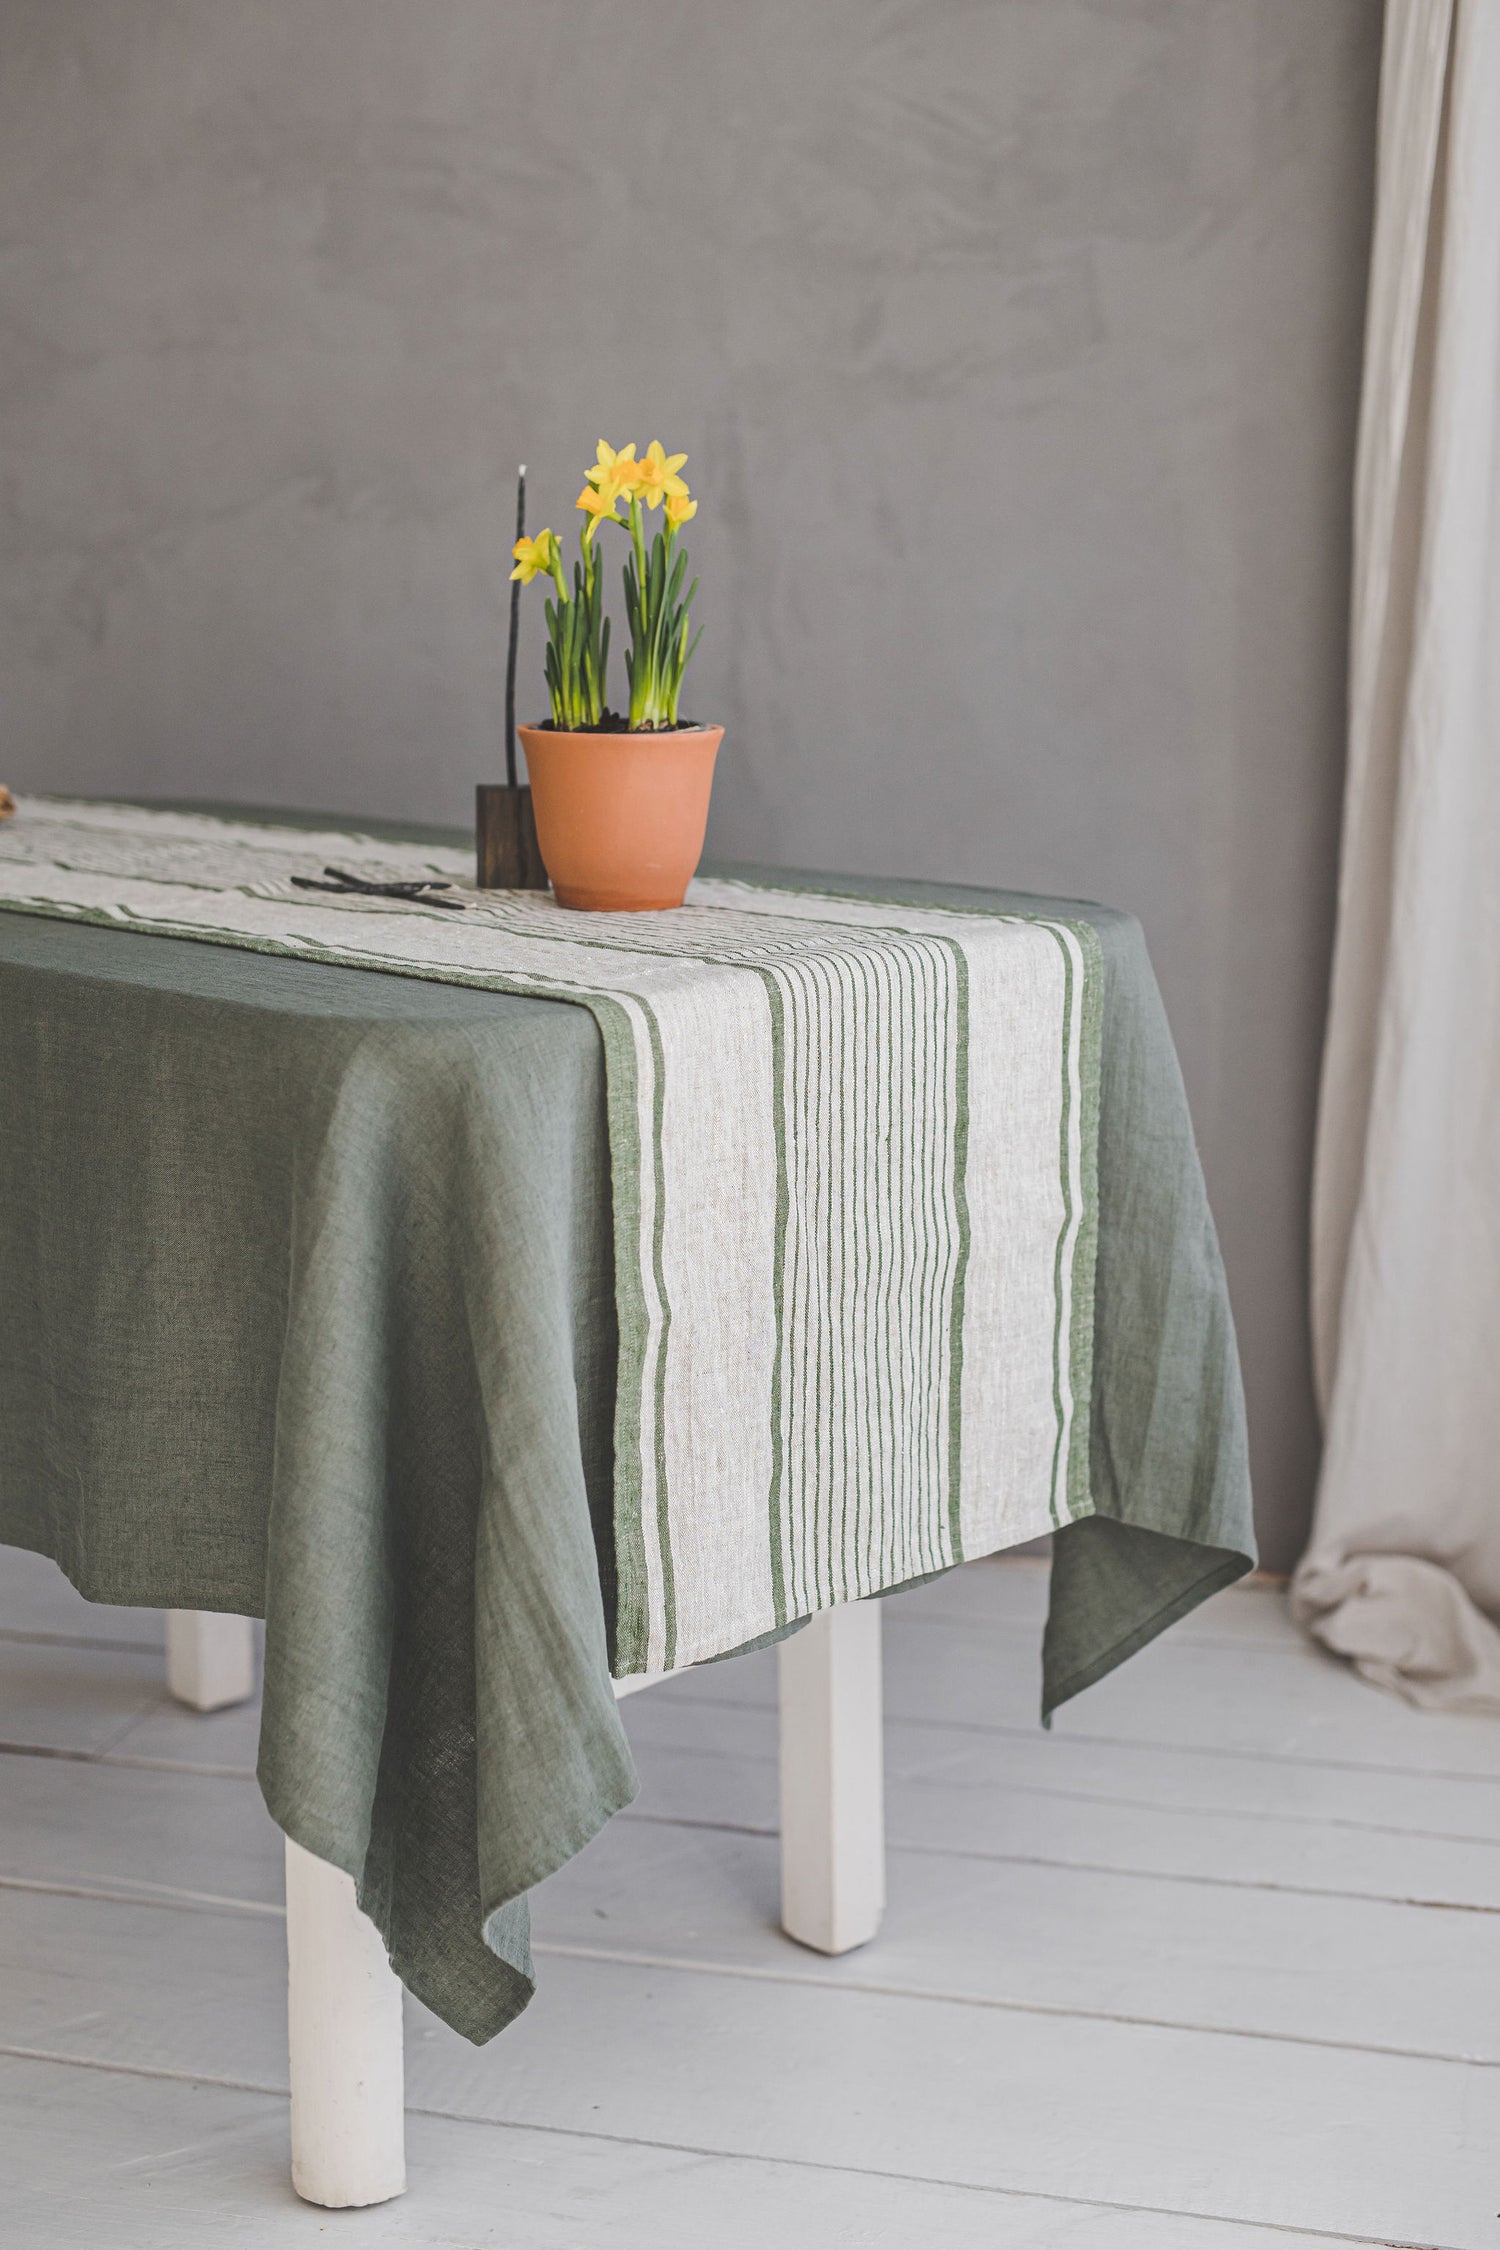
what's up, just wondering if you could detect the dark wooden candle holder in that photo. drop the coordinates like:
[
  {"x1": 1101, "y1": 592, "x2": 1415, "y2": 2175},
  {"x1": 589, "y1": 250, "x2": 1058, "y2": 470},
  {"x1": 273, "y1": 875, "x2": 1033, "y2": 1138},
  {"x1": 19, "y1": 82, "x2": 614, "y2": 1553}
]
[{"x1": 475, "y1": 784, "x2": 549, "y2": 891}]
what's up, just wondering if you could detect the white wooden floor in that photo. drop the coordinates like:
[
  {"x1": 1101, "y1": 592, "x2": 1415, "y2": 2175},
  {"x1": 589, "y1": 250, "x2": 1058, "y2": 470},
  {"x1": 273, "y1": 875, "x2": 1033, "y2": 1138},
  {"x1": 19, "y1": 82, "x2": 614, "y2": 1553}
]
[{"x1": 1, "y1": 1550, "x2": 1497, "y2": 2248}]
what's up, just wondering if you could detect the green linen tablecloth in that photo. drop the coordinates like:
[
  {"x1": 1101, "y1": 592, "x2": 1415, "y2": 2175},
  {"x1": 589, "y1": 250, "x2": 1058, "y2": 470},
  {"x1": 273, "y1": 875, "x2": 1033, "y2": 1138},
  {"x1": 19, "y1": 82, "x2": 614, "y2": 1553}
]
[
  {"x1": 0, "y1": 798, "x2": 1107, "y2": 1677},
  {"x1": 0, "y1": 803, "x2": 1254, "y2": 2043}
]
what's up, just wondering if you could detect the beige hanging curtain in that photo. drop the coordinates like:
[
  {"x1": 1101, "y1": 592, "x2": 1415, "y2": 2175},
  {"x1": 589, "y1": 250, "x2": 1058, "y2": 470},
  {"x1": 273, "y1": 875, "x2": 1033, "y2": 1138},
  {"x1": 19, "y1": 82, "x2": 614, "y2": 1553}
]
[{"x1": 1294, "y1": 0, "x2": 1500, "y2": 1711}]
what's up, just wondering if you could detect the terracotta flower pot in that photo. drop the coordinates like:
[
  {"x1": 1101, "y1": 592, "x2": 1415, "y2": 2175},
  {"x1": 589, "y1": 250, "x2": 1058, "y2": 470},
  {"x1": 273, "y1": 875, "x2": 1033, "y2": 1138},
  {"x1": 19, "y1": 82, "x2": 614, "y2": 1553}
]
[{"x1": 518, "y1": 724, "x2": 723, "y2": 912}]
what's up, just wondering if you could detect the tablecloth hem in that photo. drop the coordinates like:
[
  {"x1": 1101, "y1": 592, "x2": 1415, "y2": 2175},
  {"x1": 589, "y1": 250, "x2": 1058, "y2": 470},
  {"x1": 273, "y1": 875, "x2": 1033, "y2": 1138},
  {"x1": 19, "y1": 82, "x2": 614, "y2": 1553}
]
[
  {"x1": 255, "y1": 1775, "x2": 639, "y2": 2049},
  {"x1": 0, "y1": 1529, "x2": 266, "y2": 1623},
  {"x1": 1039, "y1": 1545, "x2": 1252, "y2": 1724}
]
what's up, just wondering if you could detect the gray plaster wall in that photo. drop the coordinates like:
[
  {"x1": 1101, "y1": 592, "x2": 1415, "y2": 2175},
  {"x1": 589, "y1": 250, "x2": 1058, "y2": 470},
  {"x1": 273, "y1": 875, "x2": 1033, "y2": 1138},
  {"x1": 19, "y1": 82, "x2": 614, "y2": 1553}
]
[{"x1": 0, "y1": 1, "x2": 1381, "y2": 1569}]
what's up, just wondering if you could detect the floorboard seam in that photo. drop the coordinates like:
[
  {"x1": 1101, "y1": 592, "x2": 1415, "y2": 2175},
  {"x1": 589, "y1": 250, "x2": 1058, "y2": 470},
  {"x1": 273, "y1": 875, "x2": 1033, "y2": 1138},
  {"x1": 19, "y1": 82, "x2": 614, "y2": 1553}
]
[
  {"x1": 3, "y1": 1887, "x2": 1487, "y2": 2069},
  {"x1": 0, "y1": 1741, "x2": 109, "y2": 1767},
  {"x1": 99, "y1": 1751, "x2": 258, "y2": 1780},
  {"x1": 622, "y1": 1744, "x2": 1500, "y2": 1844},
  {"x1": 0, "y1": 2043, "x2": 1448, "y2": 2250},
  {"x1": 613, "y1": 1809, "x2": 1500, "y2": 1910},
  {"x1": 5, "y1": 1838, "x2": 1492, "y2": 1945},
  {"x1": 657, "y1": 1692, "x2": 1500, "y2": 1785},
  {"x1": 0, "y1": 1872, "x2": 284, "y2": 1918},
  {"x1": 890, "y1": 1629, "x2": 1313, "y2": 1665},
  {"x1": 5, "y1": 1834, "x2": 1491, "y2": 1929},
  {"x1": 526, "y1": 1939, "x2": 1496, "y2": 2070},
  {"x1": 0, "y1": 1628, "x2": 162, "y2": 1655},
  {"x1": 880, "y1": 1781, "x2": 1500, "y2": 1849},
  {"x1": 0, "y1": 1742, "x2": 259, "y2": 1780},
  {"x1": 12, "y1": 1730, "x2": 1498, "y2": 1865}
]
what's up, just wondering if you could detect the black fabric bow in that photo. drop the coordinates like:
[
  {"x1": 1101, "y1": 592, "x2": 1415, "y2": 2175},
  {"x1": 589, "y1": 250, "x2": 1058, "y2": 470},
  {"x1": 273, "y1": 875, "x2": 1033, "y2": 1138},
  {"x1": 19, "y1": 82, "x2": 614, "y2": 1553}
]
[{"x1": 290, "y1": 866, "x2": 467, "y2": 911}]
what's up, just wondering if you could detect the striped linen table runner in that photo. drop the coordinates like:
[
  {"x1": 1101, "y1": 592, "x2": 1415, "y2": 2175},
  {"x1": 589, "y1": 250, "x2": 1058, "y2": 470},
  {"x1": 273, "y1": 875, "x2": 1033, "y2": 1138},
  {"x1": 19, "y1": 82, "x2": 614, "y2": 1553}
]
[{"x1": 0, "y1": 798, "x2": 1101, "y2": 1673}]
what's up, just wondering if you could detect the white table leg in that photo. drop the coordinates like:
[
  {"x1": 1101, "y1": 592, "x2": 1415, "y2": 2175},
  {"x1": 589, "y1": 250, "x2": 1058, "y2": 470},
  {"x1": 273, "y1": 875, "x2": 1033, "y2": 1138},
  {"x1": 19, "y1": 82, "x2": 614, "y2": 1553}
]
[
  {"x1": 778, "y1": 1599, "x2": 885, "y2": 1954},
  {"x1": 164, "y1": 1609, "x2": 255, "y2": 1711},
  {"x1": 284, "y1": 1836, "x2": 406, "y2": 2208}
]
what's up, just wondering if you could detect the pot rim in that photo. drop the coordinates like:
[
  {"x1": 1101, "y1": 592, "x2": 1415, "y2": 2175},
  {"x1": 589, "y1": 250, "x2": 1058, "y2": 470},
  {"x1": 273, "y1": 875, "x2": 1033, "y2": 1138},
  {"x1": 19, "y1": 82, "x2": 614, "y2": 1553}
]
[{"x1": 517, "y1": 720, "x2": 722, "y2": 741}]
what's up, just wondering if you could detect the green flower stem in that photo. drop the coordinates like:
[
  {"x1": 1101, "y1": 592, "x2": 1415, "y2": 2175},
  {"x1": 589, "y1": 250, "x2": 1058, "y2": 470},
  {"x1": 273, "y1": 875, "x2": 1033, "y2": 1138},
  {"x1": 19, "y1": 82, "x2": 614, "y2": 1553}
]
[
  {"x1": 622, "y1": 509, "x2": 700, "y2": 729},
  {"x1": 541, "y1": 526, "x2": 610, "y2": 729},
  {"x1": 520, "y1": 471, "x2": 705, "y2": 732},
  {"x1": 629, "y1": 494, "x2": 648, "y2": 595}
]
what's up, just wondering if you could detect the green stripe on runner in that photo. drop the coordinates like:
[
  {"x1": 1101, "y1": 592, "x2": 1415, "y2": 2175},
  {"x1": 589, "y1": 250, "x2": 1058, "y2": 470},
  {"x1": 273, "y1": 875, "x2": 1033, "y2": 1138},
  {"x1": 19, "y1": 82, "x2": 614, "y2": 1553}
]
[
  {"x1": 819, "y1": 953, "x2": 839, "y2": 1609},
  {"x1": 1064, "y1": 920, "x2": 1103, "y2": 1525},
  {"x1": 589, "y1": 996, "x2": 652, "y2": 1674},
  {"x1": 761, "y1": 967, "x2": 790, "y2": 1630},
  {"x1": 1045, "y1": 925, "x2": 1077, "y2": 1530},
  {"x1": 833, "y1": 949, "x2": 854, "y2": 1604},
  {"x1": 853, "y1": 944, "x2": 884, "y2": 1600},
  {"x1": 641, "y1": 1000, "x2": 677, "y2": 1673},
  {"x1": 937, "y1": 937, "x2": 971, "y2": 1564},
  {"x1": 872, "y1": 945, "x2": 901, "y2": 1587}
]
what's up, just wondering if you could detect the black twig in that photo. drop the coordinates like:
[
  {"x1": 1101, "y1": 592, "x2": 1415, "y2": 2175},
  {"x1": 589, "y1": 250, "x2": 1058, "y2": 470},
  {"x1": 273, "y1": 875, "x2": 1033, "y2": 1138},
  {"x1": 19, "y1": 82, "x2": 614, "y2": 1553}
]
[
  {"x1": 290, "y1": 867, "x2": 466, "y2": 911},
  {"x1": 505, "y1": 465, "x2": 526, "y2": 789}
]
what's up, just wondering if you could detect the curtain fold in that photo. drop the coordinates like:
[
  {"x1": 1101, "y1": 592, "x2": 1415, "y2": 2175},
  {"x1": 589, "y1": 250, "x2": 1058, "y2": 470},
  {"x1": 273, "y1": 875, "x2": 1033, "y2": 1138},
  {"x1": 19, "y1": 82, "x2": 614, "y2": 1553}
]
[{"x1": 1294, "y1": 0, "x2": 1500, "y2": 1712}]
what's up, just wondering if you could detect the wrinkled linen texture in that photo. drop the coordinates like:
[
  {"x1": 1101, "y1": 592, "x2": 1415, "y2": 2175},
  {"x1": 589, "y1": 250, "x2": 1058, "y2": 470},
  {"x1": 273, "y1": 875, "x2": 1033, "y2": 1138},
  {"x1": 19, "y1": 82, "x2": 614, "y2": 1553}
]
[
  {"x1": 1298, "y1": 0, "x2": 1500, "y2": 1711},
  {"x1": 0, "y1": 802, "x2": 1254, "y2": 2042}
]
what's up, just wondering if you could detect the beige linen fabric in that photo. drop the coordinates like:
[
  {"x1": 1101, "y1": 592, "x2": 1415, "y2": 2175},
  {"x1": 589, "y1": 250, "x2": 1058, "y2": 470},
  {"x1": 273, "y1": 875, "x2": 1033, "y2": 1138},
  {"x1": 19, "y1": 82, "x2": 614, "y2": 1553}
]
[{"x1": 1296, "y1": 0, "x2": 1500, "y2": 1712}]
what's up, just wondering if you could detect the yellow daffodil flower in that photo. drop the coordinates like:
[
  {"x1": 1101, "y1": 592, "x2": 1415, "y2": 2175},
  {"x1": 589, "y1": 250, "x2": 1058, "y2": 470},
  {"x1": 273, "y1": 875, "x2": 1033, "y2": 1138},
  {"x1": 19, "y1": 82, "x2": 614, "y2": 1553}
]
[
  {"x1": 635, "y1": 440, "x2": 689, "y2": 511},
  {"x1": 576, "y1": 481, "x2": 624, "y2": 542},
  {"x1": 509, "y1": 529, "x2": 560, "y2": 584},
  {"x1": 664, "y1": 490, "x2": 697, "y2": 530},
  {"x1": 584, "y1": 440, "x2": 639, "y2": 492},
  {"x1": 579, "y1": 443, "x2": 645, "y2": 540}
]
